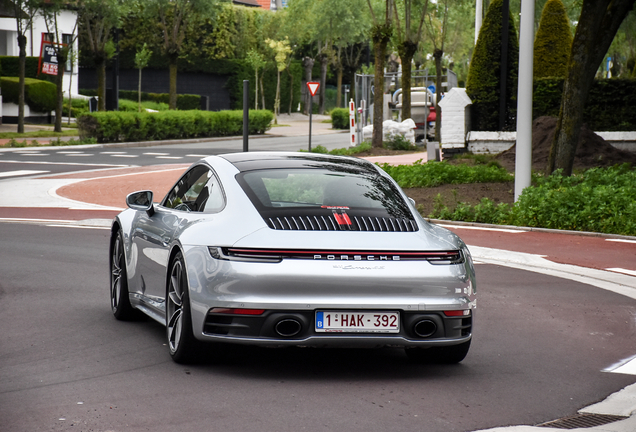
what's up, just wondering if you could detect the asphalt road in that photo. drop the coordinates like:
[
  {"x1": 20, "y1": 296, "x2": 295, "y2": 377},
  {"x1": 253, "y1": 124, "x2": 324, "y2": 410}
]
[{"x1": 1, "y1": 222, "x2": 634, "y2": 432}]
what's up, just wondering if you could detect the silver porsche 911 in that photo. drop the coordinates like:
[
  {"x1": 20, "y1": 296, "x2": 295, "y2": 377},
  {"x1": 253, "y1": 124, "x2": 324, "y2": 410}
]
[{"x1": 109, "y1": 152, "x2": 476, "y2": 364}]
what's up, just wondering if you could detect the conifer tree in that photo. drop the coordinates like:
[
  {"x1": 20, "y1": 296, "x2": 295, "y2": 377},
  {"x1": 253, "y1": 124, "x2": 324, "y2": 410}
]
[
  {"x1": 466, "y1": 0, "x2": 519, "y2": 131},
  {"x1": 534, "y1": 0, "x2": 573, "y2": 79}
]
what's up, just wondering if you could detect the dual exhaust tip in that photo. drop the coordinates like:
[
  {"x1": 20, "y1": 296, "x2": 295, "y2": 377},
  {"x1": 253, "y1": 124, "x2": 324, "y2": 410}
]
[{"x1": 275, "y1": 318, "x2": 437, "y2": 339}]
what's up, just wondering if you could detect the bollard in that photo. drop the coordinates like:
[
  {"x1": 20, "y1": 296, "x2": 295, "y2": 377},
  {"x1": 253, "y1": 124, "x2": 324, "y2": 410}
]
[{"x1": 349, "y1": 99, "x2": 356, "y2": 147}]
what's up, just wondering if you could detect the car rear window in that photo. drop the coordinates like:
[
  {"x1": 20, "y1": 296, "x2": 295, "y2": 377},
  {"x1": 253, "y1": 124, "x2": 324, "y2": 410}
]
[{"x1": 236, "y1": 168, "x2": 412, "y2": 220}]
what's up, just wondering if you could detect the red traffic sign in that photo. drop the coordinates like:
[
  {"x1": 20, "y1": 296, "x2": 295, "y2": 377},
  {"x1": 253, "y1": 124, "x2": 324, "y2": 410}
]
[{"x1": 307, "y1": 82, "x2": 320, "y2": 97}]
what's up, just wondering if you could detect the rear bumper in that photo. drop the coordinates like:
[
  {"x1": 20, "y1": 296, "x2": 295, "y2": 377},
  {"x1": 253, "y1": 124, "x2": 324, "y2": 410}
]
[{"x1": 196, "y1": 309, "x2": 473, "y2": 348}]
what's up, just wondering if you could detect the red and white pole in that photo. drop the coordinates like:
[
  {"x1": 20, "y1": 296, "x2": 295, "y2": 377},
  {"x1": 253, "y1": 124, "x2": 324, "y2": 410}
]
[{"x1": 349, "y1": 99, "x2": 356, "y2": 147}]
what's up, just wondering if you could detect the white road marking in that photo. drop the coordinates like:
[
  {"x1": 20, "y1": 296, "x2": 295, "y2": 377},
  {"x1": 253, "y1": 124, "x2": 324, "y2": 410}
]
[
  {"x1": 606, "y1": 268, "x2": 636, "y2": 277},
  {"x1": 604, "y1": 355, "x2": 636, "y2": 376},
  {"x1": 441, "y1": 224, "x2": 522, "y2": 233},
  {"x1": 56, "y1": 151, "x2": 84, "y2": 154},
  {"x1": 17, "y1": 153, "x2": 48, "y2": 156},
  {"x1": 0, "y1": 159, "x2": 128, "y2": 167},
  {"x1": 100, "y1": 151, "x2": 127, "y2": 154},
  {"x1": 67, "y1": 154, "x2": 93, "y2": 157},
  {"x1": 156, "y1": 156, "x2": 183, "y2": 159},
  {"x1": 186, "y1": 154, "x2": 209, "y2": 158},
  {"x1": 110, "y1": 154, "x2": 138, "y2": 158},
  {"x1": 606, "y1": 238, "x2": 636, "y2": 244},
  {"x1": 144, "y1": 152, "x2": 170, "y2": 156},
  {"x1": 0, "y1": 170, "x2": 49, "y2": 178},
  {"x1": 45, "y1": 224, "x2": 110, "y2": 230}
]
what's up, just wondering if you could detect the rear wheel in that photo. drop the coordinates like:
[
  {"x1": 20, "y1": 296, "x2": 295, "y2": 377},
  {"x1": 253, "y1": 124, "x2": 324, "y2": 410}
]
[
  {"x1": 405, "y1": 340, "x2": 471, "y2": 364},
  {"x1": 166, "y1": 252, "x2": 201, "y2": 364},
  {"x1": 110, "y1": 230, "x2": 135, "y2": 320}
]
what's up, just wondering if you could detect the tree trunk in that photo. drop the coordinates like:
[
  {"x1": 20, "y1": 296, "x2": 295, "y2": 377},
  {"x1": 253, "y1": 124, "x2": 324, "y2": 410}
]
[
  {"x1": 372, "y1": 25, "x2": 391, "y2": 148},
  {"x1": 302, "y1": 57, "x2": 314, "y2": 115},
  {"x1": 260, "y1": 75, "x2": 265, "y2": 111},
  {"x1": 434, "y1": 49, "x2": 443, "y2": 143},
  {"x1": 274, "y1": 70, "x2": 281, "y2": 124},
  {"x1": 287, "y1": 68, "x2": 294, "y2": 114},
  {"x1": 96, "y1": 58, "x2": 106, "y2": 112},
  {"x1": 336, "y1": 65, "x2": 343, "y2": 108},
  {"x1": 54, "y1": 51, "x2": 67, "y2": 133},
  {"x1": 547, "y1": 0, "x2": 636, "y2": 175},
  {"x1": 254, "y1": 69, "x2": 259, "y2": 110},
  {"x1": 398, "y1": 41, "x2": 417, "y2": 121},
  {"x1": 18, "y1": 35, "x2": 27, "y2": 133},
  {"x1": 168, "y1": 54, "x2": 178, "y2": 110},
  {"x1": 138, "y1": 67, "x2": 143, "y2": 112},
  {"x1": 318, "y1": 54, "x2": 328, "y2": 114}
]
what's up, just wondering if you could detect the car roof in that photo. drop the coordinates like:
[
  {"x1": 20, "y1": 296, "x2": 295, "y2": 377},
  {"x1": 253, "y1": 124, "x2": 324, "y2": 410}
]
[{"x1": 217, "y1": 151, "x2": 378, "y2": 174}]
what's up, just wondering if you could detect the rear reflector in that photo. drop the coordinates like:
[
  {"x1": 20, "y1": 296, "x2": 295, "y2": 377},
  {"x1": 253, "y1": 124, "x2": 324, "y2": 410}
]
[
  {"x1": 209, "y1": 308, "x2": 265, "y2": 315},
  {"x1": 444, "y1": 310, "x2": 470, "y2": 317}
]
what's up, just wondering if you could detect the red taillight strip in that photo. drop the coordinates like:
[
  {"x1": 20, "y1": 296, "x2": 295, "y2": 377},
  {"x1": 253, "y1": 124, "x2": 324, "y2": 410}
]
[
  {"x1": 209, "y1": 308, "x2": 265, "y2": 315},
  {"x1": 444, "y1": 310, "x2": 471, "y2": 317},
  {"x1": 227, "y1": 248, "x2": 460, "y2": 259}
]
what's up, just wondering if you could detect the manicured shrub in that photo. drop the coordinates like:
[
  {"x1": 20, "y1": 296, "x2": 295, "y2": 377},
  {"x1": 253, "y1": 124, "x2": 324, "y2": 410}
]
[
  {"x1": 379, "y1": 161, "x2": 514, "y2": 189},
  {"x1": 118, "y1": 90, "x2": 201, "y2": 110},
  {"x1": 533, "y1": 78, "x2": 636, "y2": 131},
  {"x1": 77, "y1": 109, "x2": 273, "y2": 143},
  {"x1": 330, "y1": 108, "x2": 349, "y2": 129},
  {"x1": 466, "y1": 0, "x2": 519, "y2": 131},
  {"x1": 0, "y1": 77, "x2": 57, "y2": 112},
  {"x1": 533, "y1": 0, "x2": 572, "y2": 79}
]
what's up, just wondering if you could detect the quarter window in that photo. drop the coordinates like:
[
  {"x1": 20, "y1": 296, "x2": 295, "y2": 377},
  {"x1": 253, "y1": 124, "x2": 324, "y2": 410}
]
[{"x1": 163, "y1": 166, "x2": 225, "y2": 213}]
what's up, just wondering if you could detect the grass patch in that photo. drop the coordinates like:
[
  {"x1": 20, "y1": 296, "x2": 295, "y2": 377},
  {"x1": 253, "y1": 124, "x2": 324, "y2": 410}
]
[
  {"x1": 301, "y1": 142, "x2": 372, "y2": 156},
  {"x1": 0, "y1": 129, "x2": 79, "y2": 139}
]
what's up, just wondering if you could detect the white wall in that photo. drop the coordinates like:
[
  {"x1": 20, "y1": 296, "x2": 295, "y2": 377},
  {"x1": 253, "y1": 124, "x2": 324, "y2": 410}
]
[{"x1": 0, "y1": 10, "x2": 78, "y2": 96}]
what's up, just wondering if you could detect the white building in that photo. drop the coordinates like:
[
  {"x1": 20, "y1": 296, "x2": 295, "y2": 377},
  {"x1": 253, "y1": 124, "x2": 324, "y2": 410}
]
[{"x1": 0, "y1": 4, "x2": 79, "y2": 96}]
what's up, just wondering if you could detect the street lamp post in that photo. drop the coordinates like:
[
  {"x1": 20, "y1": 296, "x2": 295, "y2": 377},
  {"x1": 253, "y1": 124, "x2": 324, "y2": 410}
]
[{"x1": 515, "y1": 0, "x2": 535, "y2": 201}]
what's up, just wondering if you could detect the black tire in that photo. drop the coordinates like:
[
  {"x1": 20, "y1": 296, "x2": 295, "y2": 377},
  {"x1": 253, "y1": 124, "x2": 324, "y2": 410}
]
[
  {"x1": 110, "y1": 230, "x2": 136, "y2": 320},
  {"x1": 166, "y1": 252, "x2": 201, "y2": 364},
  {"x1": 405, "y1": 340, "x2": 471, "y2": 364}
]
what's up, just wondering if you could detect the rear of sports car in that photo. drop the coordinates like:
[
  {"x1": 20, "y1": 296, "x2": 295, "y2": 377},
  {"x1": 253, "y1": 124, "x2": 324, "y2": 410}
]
[{"x1": 180, "y1": 153, "x2": 476, "y2": 363}]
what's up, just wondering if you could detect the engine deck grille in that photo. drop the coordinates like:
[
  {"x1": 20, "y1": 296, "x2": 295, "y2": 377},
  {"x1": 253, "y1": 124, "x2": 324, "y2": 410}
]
[{"x1": 266, "y1": 215, "x2": 418, "y2": 232}]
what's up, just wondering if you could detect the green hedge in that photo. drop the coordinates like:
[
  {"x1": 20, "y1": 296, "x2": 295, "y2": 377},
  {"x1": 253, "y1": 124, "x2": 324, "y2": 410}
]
[
  {"x1": 118, "y1": 90, "x2": 201, "y2": 110},
  {"x1": 330, "y1": 108, "x2": 349, "y2": 129},
  {"x1": 533, "y1": 0, "x2": 572, "y2": 79},
  {"x1": 1, "y1": 77, "x2": 57, "y2": 112},
  {"x1": 0, "y1": 56, "x2": 56, "y2": 83},
  {"x1": 534, "y1": 78, "x2": 636, "y2": 131},
  {"x1": 77, "y1": 109, "x2": 273, "y2": 143}
]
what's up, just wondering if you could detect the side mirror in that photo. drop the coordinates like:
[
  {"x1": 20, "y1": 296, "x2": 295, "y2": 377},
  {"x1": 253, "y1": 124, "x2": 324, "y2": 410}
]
[{"x1": 126, "y1": 190, "x2": 155, "y2": 216}]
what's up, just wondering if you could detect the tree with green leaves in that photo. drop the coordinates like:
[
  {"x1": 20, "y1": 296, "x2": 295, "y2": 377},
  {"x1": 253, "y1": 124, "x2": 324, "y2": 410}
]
[
  {"x1": 5, "y1": 0, "x2": 42, "y2": 133},
  {"x1": 366, "y1": 0, "x2": 394, "y2": 148},
  {"x1": 533, "y1": 0, "x2": 572, "y2": 79},
  {"x1": 42, "y1": 1, "x2": 79, "y2": 132},
  {"x1": 266, "y1": 37, "x2": 292, "y2": 124},
  {"x1": 146, "y1": 0, "x2": 217, "y2": 109},
  {"x1": 547, "y1": 0, "x2": 636, "y2": 176},
  {"x1": 135, "y1": 43, "x2": 152, "y2": 112},
  {"x1": 246, "y1": 49, "x2": 267, "y2": 110},
  {"x1": 392, "y1": 0, "x2": 428, "y2": 121},
  {"x1": 78, "y1": 0, "x2": 123, "y2": 112},
  {"x1": 466, "y1": 0, "x2": 519, "y2": 132},
  {"x1": 425, "y1": 0, "x2": 452, "y2": 142}
]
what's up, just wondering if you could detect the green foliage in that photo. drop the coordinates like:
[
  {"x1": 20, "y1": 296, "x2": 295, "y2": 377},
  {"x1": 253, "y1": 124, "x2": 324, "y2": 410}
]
[
  {"x1": 118, "y1": 90, "x2": 201, "y2": 110},
  {"x1": 63, "y1": 98, "x2": 90, "y2": 117},
  {"x1": 510, "y1": 165, "x2": 636, "y2": 235},
  {"x1": 383, "y1": 134, "x2": 417, "y2": 151},
  {"x1": 0, "y1": 56, "x2": 54, "y2": 82},
  {"x1": 533, "y1": 78, "x2": 636, "y2": 130},
  {"x1": 423, "y1": 165, "x2": 636, "y2": 236},
  {"x1": 0, "y1": 77, "x2": 57, "y2": 112},
  {"x1": 77, "y1": 109, "x2": 273, "y2": 143},
  {"x1": 304, "y1": 142, "x2": 372, "y2": 156},
  {"x1": 330, "y1": 108, "x2": 349, "y2": 129},
  {"x1": 118, "y1": 99, "x2": 170, "y2": 112},
  {"x1": 533, "y1": 0, "x2": 572, "y2": 79},
  {"x1": 380, "y1": 161, "x2": 514, "y2": 189},
  {"x1": 466, "y1": 0, "x2": 519, "y2": 131}
]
